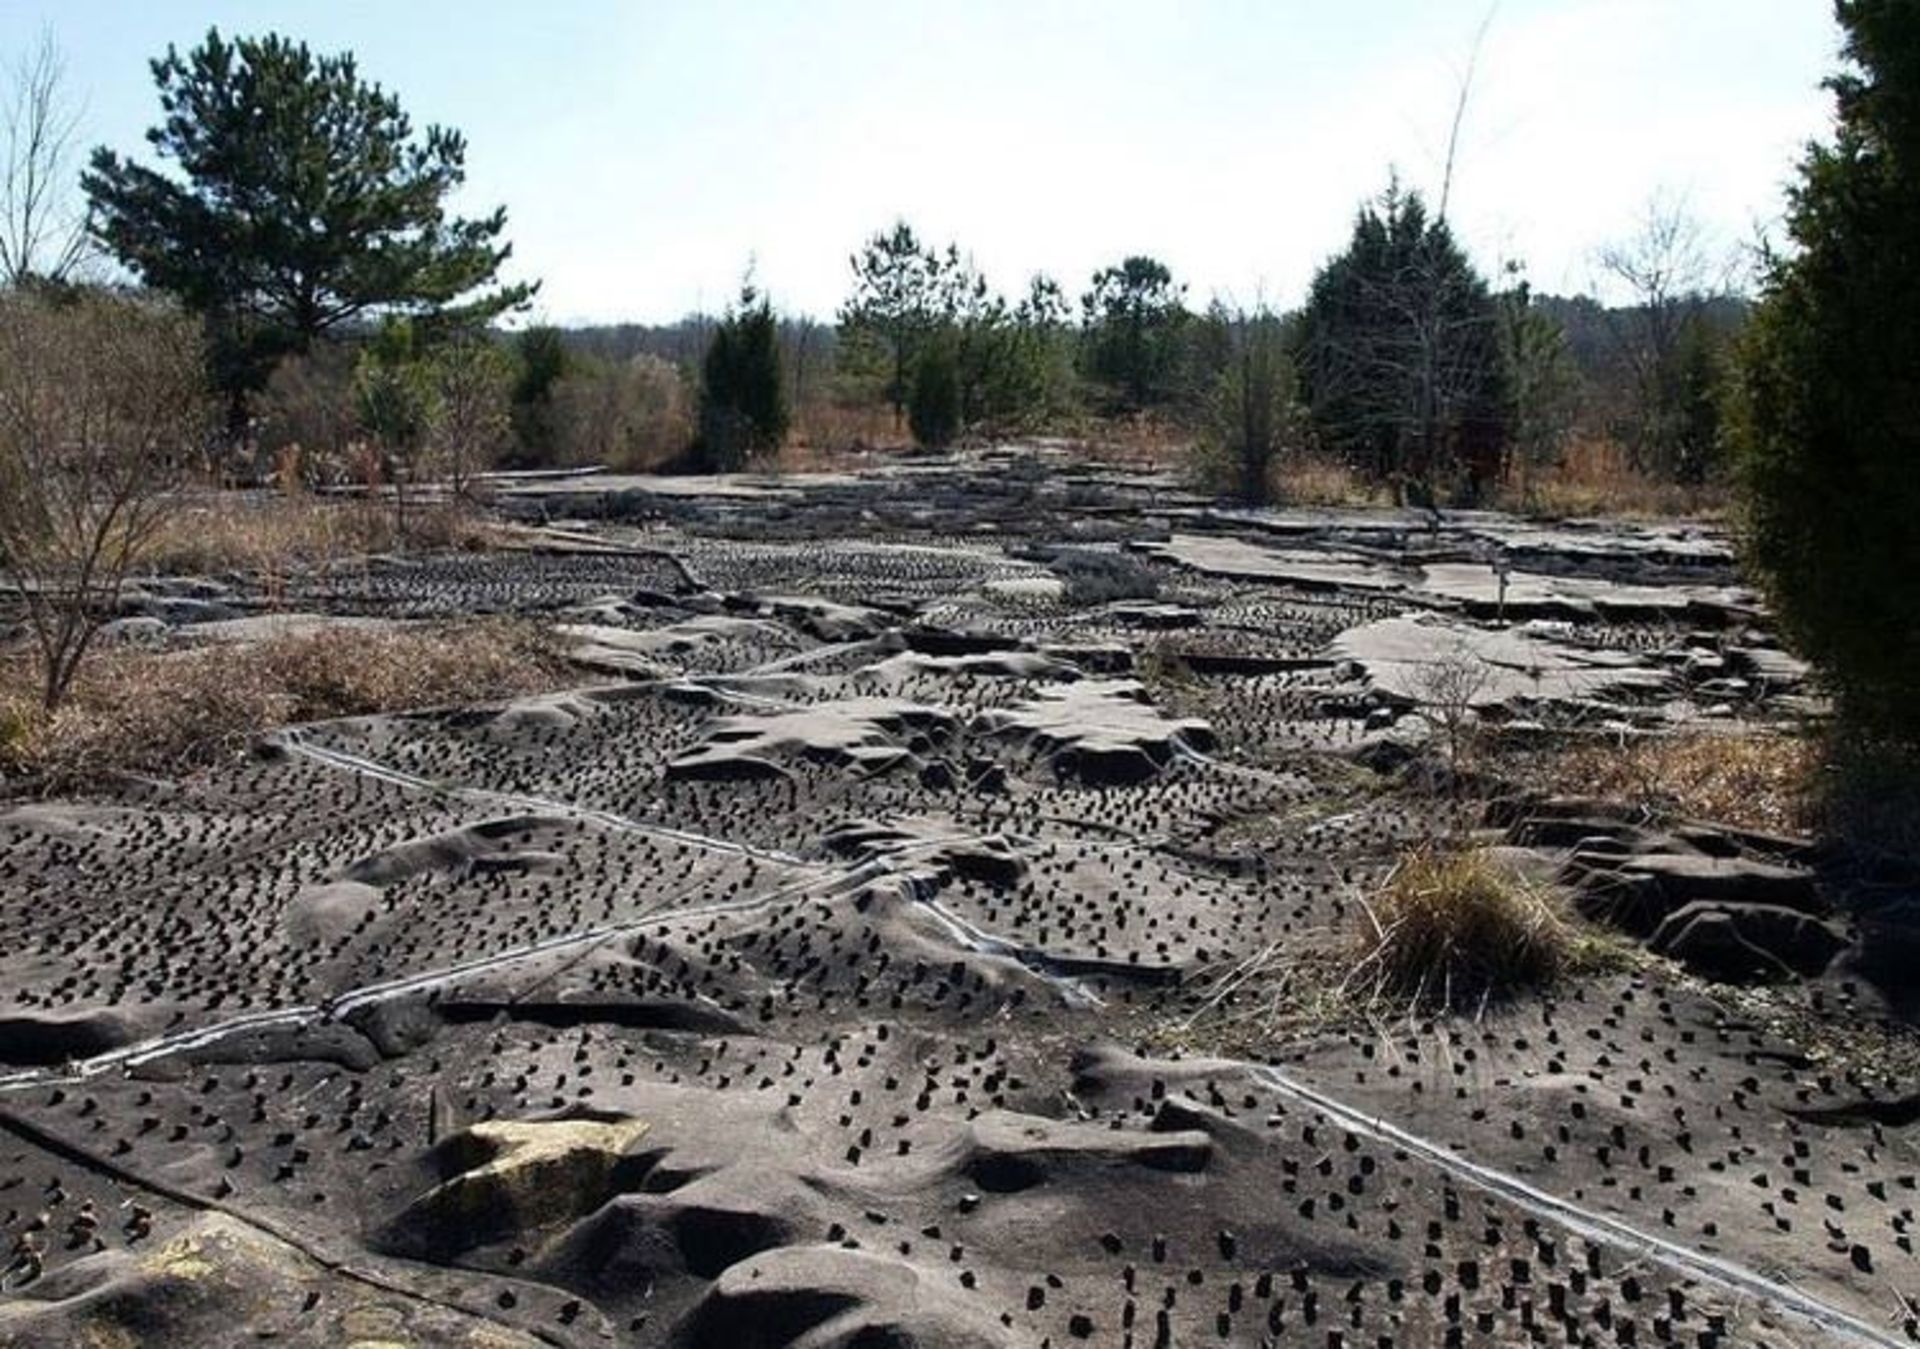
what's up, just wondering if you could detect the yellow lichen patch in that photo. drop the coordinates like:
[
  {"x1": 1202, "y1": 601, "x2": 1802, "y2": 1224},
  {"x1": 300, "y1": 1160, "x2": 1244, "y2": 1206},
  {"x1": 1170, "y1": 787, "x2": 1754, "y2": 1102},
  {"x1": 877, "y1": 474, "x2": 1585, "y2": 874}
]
[
  {"x1": 390, "y1": 1115, "x2": 653, "y2": 1253},
  {"x1": 461, "y1": 1116, "x2": 654, "y2": 1185},
  {"x1": 144, "y1": 1231, "x2": 216, "y2": 1282}
]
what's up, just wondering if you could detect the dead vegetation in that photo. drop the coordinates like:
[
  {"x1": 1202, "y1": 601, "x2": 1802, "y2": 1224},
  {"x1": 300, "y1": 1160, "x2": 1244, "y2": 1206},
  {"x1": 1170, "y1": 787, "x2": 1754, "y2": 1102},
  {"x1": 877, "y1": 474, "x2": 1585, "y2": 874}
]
[
  {"x1": 790, "y1": 399, "x2": 904, "y2": 458},
  {"x1": 1152, "y1": 839, "x2": 1623, "y2": 1059},
  {"x1": 0, "y1": 619, "x2": 571, "y2": 791},
  {"x1": 1495, "y1": 436, "x2": 1729, "y2": 520},
  {"x1": 137, "y1": 492, "x2": 495, "y2": 577},
  {"x1": 1543, "y1": 726, "x2": 1920, "y2": 869},
  {"x1": 1542, "y1": 730, "x2": 1815, "y2": 837},
  {"x1": 1270, "y1": 454, "x2": 1394, "y2": 508},
  {"x1": 0, "y1": 292, "x2": 213, "y2": 708},
  {"x1": 1076, "y1": 423, "x2": 1723, "y2": 520},
  {"x1": 1347, "y1": 845, "x2": 1601, "y2": 1011}
]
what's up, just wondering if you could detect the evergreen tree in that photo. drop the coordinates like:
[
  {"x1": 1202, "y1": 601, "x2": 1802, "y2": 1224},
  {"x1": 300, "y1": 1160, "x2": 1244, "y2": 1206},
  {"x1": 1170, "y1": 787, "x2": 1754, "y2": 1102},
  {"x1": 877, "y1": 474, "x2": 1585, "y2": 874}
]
[
  {"x1": 85, "y1": 29, "x2": 533, "y2": 427},
  {"x1": 943, "y1": 268, "x2": 1074, "y2": 434},
  {"x1": 839, "y1": 221, "x2": 962, "y2": 424},
  {"x1": 1670, "y1": 314, "x2": 1724, "y2": 485},
  {"x1": 1080, "y1": 256, "x2": 1188, "y2": 408},
  {"x1": 1183, "y1": 302, "x2": 1239, "y2": 414},
  {"x1": 1007, "y1": 274, "x2": 1080, "y2": 424},
  {"x1": 1496, "y1": 272, "x2": 1579, "y2": 493},
  {"x1": 697, "y1": 286, "x2": 788, "y2": 471},
  {"x1": 841, "y1": 228, "x2": 1070, "y2": 438},
  {"x1": 908, "y1": 331, "x2": 961, "y2": 449},
  {"x1": 1730, "y1": 0, "x2": 1920, "y2": 738},
  {"x1": 509, "y1": 325, "x2": 570, "y2": 466},
  {"x1": 1297, "y1": 182, "x2": 1509, "y2": 504}
]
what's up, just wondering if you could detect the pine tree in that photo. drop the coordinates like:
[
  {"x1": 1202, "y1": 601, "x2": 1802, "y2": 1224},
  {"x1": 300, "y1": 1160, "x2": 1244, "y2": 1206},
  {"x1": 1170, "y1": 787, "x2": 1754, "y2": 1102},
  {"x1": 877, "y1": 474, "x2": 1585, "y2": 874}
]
[
  {"x1": 1080, "y1": 256, "x2": 1188, "y2": 409},
  {"x1": 509, "y1": 326, "x2": 570, "y2": 466},
  {"x1": 85, "y1": 29, "x2": 532, "y2": 427},
  {"x1": 839, "y1": 222, "x2": 962, "y2": 424}
]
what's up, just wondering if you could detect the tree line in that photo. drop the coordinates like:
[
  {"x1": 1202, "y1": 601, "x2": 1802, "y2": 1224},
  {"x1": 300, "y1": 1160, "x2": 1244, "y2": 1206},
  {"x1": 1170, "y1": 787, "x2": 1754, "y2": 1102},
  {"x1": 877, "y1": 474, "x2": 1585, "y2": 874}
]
[
  {"x1": 0, "y1": 8, "x2": 1915, "y2": 741},
  {"x1": 1, "y1": 25, "x2": 1750, "y2": 507}
]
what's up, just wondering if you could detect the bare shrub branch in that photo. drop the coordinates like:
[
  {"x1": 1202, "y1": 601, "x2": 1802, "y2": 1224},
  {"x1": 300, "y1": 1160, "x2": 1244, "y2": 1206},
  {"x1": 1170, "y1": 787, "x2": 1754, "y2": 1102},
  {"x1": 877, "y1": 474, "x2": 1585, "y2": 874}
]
[
  {"x1": 0, "y1": 29, "x2": 90, "y2": 287},
  {"x1": 0, "y1": 292, "x2": 212, "y2": 708}
]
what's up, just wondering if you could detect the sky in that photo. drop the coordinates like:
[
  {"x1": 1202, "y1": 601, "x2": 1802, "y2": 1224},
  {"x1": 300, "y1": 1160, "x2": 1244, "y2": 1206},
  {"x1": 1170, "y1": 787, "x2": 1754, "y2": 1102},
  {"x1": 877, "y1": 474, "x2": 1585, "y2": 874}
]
[{"x1": 2, "y1": 1, "x2": 1843, "y2": 325}]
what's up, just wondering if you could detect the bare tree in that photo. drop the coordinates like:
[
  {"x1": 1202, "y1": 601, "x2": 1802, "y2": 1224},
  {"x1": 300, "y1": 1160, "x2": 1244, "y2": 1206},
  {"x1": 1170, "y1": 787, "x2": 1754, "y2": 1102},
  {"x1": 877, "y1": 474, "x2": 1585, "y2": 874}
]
[
  {"x1": 549, "y1": 354, "x2": 692, "y2": 471},
  {"x1": 0, "y1": 293, "x2": 211, "y2": 708},
  {"x1": 0, "y1": 30, "x2": 89, "y2": 288},
  {"x1": 1436, "y1": 5, "x2": 1497, "y2": 222},
  {"x1": 1596, "y1": 191, "x2": 1723, "y2": 475},
  {"x1": 427, "y1": 337, "x2": 513, "y2": 500},
  {"x1": 1410, "y1": 634, "x2": 1493, "y2": 823},
  {"x1": 782, "y1": 314, "x2": 825, "y2": 423}
]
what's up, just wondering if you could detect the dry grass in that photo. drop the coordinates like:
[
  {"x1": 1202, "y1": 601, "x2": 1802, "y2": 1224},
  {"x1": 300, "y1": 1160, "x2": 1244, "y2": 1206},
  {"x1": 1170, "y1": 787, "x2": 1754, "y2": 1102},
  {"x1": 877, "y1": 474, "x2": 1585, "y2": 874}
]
[
  {"x1": 1534, "y1": 728, "x2": 1920, "y2": 869},
  {"x1": 1497, "y1": 436, "x2": 1730, "y2": 520},
  {"x1": 790, "y1": 400, "x2": 908, "y2": 456},
  {"x1": 1272, "y1": 454, "x2": 1395, "y2": 508},
  {"x1": 1154, "y1": 839, "x2": 1614, "y2": 1056},
  {"x1": 1055, "y1": 410, "x2": 1193, "y2": 469},
  {"x1": 0, "y1": 619, "x2": 572, "y2": 791},
  {"x1": 138, "y1": 492, "x2": 495, "y2": 578},
  {"x1": 1544, "y1": 731, "x2": 1816, "y2": 838},
  {"x1": 1349, "y1": 845, "x2": 1594, "y2": 1010},
  {"x1": 772, "y1": 437, "x2": 890, "y2": 475}
]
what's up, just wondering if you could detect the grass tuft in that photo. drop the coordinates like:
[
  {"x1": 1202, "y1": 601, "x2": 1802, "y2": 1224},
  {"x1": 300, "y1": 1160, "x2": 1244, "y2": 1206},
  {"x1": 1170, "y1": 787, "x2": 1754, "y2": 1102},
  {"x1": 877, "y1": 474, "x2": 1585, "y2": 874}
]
[{"x1": 1349, "y1": 846, "x2": 1593, "y2": 1010}]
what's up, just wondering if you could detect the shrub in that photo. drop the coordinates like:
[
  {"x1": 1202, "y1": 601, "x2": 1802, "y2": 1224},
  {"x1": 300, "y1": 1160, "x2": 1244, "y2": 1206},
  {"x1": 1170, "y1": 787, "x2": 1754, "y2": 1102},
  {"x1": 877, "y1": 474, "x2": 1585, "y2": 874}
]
[
  {"x1": 1729, "y1": 0, "x2": 1920, "y2": 740},
  {"x1": 255, "y1": 341, "x2": 359, "y2": 487},
  {"x1": 696, "y1": 287, "x2": 788, "y2": 471},
  {"x1": 352, "y1": 318, "x2": 438, "y2": 533},
  {"x1": 427, "y1": 336, "x2": 514, "y2": 498},
  {"x1": 0, "y1": 290, "x2": 212, "y2": 709},
  {"x1": 549, "y1": 354, "x2": 693, "y2": 471},
  {"x1": 1198, "y1": 308, "x2": 1298, "y2": 503},
  {"x1": 1350, "y1": 846, "x2": 1583, "y2": 1008},
  {"x1": 907, "y1": 331, "x2": 961, "y2": 449},
  {"x1": 1039, "y1": 547, "x2": 1162, "y2": 606}
]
